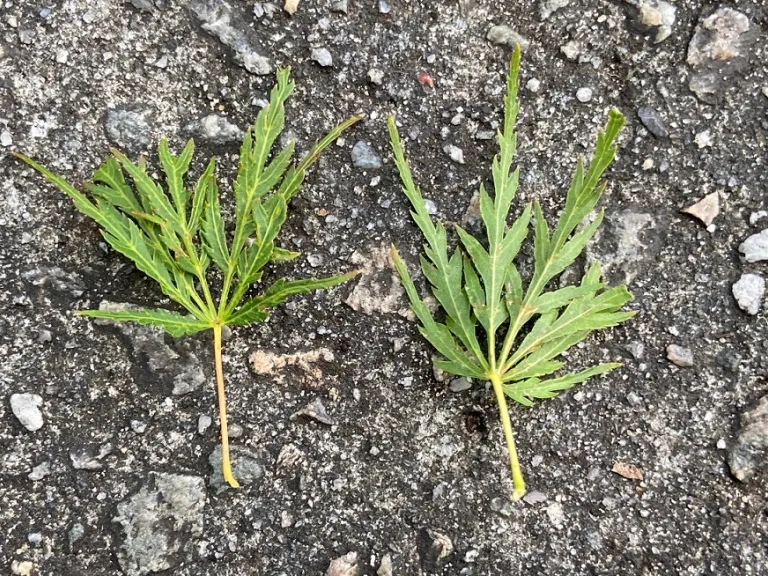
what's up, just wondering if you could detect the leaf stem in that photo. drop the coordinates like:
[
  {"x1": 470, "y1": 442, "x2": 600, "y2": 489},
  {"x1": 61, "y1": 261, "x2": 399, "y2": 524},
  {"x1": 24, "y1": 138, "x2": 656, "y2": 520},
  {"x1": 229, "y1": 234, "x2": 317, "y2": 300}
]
[
  {"x1": 489, "y1": 371, "x2": 526, "y2": 501},
  {"x1": 213, "y1": 324, "x2": 239, "y2": 488}
]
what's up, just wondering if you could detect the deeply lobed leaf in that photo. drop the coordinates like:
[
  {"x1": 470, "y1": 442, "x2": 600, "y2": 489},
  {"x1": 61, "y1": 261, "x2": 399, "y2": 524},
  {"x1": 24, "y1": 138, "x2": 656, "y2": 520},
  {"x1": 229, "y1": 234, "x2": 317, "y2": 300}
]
[
  {"x1": 388, "y1": 44, "x2": 635, "y2": 409},
  {"x1": 15, "y1": 67, "x2": 360, "y2": 337}
]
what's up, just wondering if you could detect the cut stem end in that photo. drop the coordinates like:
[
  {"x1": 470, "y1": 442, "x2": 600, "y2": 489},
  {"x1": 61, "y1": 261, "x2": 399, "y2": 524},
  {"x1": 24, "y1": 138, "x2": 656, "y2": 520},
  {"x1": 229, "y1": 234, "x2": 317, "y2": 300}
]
[
  {"x1": 213, "y1": 325, "x2": 240, "y2": 489},
  {"x1": 490, "y1": 372, "x2": 526, "y2": 502}
]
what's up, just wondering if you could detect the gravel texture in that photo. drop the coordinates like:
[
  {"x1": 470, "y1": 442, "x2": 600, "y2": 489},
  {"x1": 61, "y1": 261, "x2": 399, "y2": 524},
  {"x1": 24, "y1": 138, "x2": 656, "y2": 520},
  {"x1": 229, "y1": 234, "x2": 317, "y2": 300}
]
[{"x1": 1, "y1": 0, "x2": 767, "y2": 575}]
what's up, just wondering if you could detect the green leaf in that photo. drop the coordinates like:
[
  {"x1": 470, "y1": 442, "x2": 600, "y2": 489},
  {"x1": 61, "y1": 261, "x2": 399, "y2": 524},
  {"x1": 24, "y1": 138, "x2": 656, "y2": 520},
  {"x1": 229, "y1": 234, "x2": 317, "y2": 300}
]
[
  {"x1": 231, "y1": 68, "x2": 294, "y2": 260},
  {"x1": 158, "y1": 138, "x2": 195, "y2": 219},
  {"x1": 189, "y1": 157, "x2": 216, "y2": 236},
  {"x1": 388, "y1": 45, "x2": 634, "y2": 497},
  {"x1": 388, "y1": 116, "x2": 487, "y2": 370},
  {"x1": 225, "y1": 271, "x2": 358, "y2": 326},
  {"x1": 201, "y1": 176, "x2": 229, "y2": 271},
  {"x1": 113, "y1": 151, "x2": 184, "y2": 237},
  {"x1": 15, "y1": 66, "x2": 360, "y2": 490},
  {"x1": 391, "y1": 245, "x2": 486, "y2": 379},
  {"x1": 271, "y1": 247, "x2": 301, "y2": 262},
  {"x1": 14, "y1": 152, "x2": 109, "y2": 226},
  {"x1": 503, "y1": 363, "x2": 621, "y2": 407},
  {"x1": 88, "y1": 158, "x2": 142, "y2": 214},
  {"x1": 79, "y1": 308, "x2": 210, "y2": 337}
]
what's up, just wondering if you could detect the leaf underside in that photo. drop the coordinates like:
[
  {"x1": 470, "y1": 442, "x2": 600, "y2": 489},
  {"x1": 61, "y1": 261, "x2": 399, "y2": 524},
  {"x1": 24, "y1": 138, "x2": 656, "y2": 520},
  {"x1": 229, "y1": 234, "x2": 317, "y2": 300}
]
[
  {"x1": 15, "y1": 67, "x2": 360, "y2": 335},
  {"x1": 389, "y1": 45, "x2": 635, "y2": 406}
]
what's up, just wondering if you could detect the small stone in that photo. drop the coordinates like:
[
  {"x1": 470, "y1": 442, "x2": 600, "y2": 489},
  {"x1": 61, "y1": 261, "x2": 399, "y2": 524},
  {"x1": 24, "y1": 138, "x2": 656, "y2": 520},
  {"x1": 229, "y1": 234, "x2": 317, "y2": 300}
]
[
  {"x1": 55, "y1": 49, "x2": 68, "y2": 63},
  {"x1": 522, "y1": 490, "x2": 547, "y2": 504},
  {"x1": 430, "y1": 531, "x2": 454, "y2": 559},
  {"x1": 749, "y1": 211, "x2": 767, "y2": 226},
  {"x1": 351, "y1": 141, "x2": 382, "y2": 169},
  {"x1": 560, "y1": 40, "x2": 580, "y2": 60},
  {"x1": 10, "y1": 393, "x2": 44, "y2": 431},
  {"x1": 526, "y1": 78, "x2": 540, "y2": 92},
  {"x1": 368, "y1": 68, "x2": 384, "y2": 85},
  {"x1": 626, "y1": 391, "x2": 643, "y2": 406},
  {"x1": 240, "y1": 52, "x2": 272, "y2": 75},
  {"x1": 449, "y1": 377, "x2": 472, "y2": 392},
  {"x1": 283, "y1": 0, "x2": 299, "y2": 15},
  {"x1": 326, "y1": 552, "x2": 358, "y2": 576},
  {"x1": 27, "y1": 533, "x2": 42, "y2": 547},
  {"x1": 683, "y1": 192, "x2": 719, "y2": 226},
  {"x1": 634, "y1": 0, "x2": 677, "y2": 43},
  {"x1": 611, "y1": 462, "x2": 644, "y2": 480},
  {"x1": 423, "y1": 198, "x2": 438, "y2": 215},
  {"x1": 444, "y1": 144, "x2": 465, "y2": 164},
  {"x1": 276, "y1": 443, "x2": 304, "y2": 468},
  {"x1": 377, "y1": 554, "x2": 393, "y2": 576},
  {"x1": 626, "y1": 341, "x2": 645, "y2": 360},
  {"x1": 172, "y1": 356, "x2": 206, "y2": 396},
  {"x1": 728, "y1": 394, "x2": 768, "y2": 481},
  {"x1": 280, "y1": 510, "x2": 294, "y2": 528},
  {"x1": 130, "y1": 420, "x2": 147, "y2": 434},
  {"x1": 18, "y1": 30, "x2": 35, "y2": 44},
  {"x1": 0, "y1": 129, "x2": 12, "y2": 147},
  {"x1": 475, "y1": 129, "x2": 495, "y2": 140},
  {"x1": 70, "y1": 443, "x2": 113, "y2": 470},
  {"x1": 694, "y1": 130, "x2": 712, "y2": 148},
  {"x1": 68, "y1": 523, "x2": 85, "y2": 549},
  {"x1": 10, "y1": 561, "x2": 34, "y2": 576},
  {"x1": 739, "y1": 229, "x2": 768, "y2": 262},
  {"x1": 486, "y1": 25, "x2": 530, "y2": 50},
  {"x1": 378, "y1": 0, "x2": 391, "y2": 14},
  {"x1": 28, "y1": 461, "x2": 51, "y2": 481},
  {"x1": 687, "y1": 7, "x2": 758, "y2": 103},
  {"x1": 637, "y1": 106, "x2": 669, "y2": 138},
  {"x1": 311, "y1": 47, "x2": 333, "y2": 67},
  {"x1": 105, "y1": 108, "x2": 152, "y2": 153},
  {"x1": 198, "y1": 414, "x2": 212, "y2": 434},
  {"x1": 732, "y1": 274, "x2": 765, "y2": 315},
  {"x1": 666, "y1": 344, "x2": 694, "y2": 367},
  {"x1": 292, "y1": 398, "x2": 333, "y2": 425},
  {"x1": 546, "y1": 502, "x2": 565, "y2": 526},
  {"x1": 186, "y1": 115, "x2": 243, "y2": 144},
  {"x1": 717, "y1": 438, "x2": 727, "y2": 450},
  {"x1": 307, "y1": 253, "x2": 325, "y2": 267},
  {"x1": 464, "y1": 549, "x2": 479, "y2": 563},
  {"x1": 576, "y1": 87, "x2": 593, "y2": 102},
  {"x1": 330, "y1": 0, "x2": 348, "y2": 13},
  {"x1": 228, "y1": 423, "x2": 244, "y2": 438},
  {"x1": 539, "y1": 0, "x2": 569, "y2": 20}
]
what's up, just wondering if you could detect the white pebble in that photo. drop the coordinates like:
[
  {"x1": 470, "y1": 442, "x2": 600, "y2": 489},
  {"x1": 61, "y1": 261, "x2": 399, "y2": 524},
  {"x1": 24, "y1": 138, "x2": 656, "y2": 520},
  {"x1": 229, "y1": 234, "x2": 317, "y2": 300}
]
[
  {"x1": 10, "y1": 393, "x2": 44, "y2": 431},
  {"x1": 732, "y1": 273, "x2": 765, "y2": 315},
  {"x1": 443, "y1": 144, "x2": 465, "y2": 164},
  {"x1": 694, "y1": 130, "x2": 712, "y2": 148},
  {"x1": 311, "y1": 47, "x2": 332, "y2": 67},
  {"x1": 576, "y1": 87, "x2": 593, "y2": 102},
  {"x1": 526, "y1": 78, "x2": 540, "y2": 92},
  {"x1": 0, "y1": 129, "x2": 12, "y2": 147},
  {"x1": 368, "y1": 68, "x2": 384, "y2": 85}
]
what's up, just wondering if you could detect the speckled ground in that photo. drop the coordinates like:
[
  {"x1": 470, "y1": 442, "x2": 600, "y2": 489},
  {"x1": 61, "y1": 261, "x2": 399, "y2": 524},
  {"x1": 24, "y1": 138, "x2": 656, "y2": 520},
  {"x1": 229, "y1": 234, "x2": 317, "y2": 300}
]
[{"x1": 1, "y1": 1, "x2": 767, "y2": 575}]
